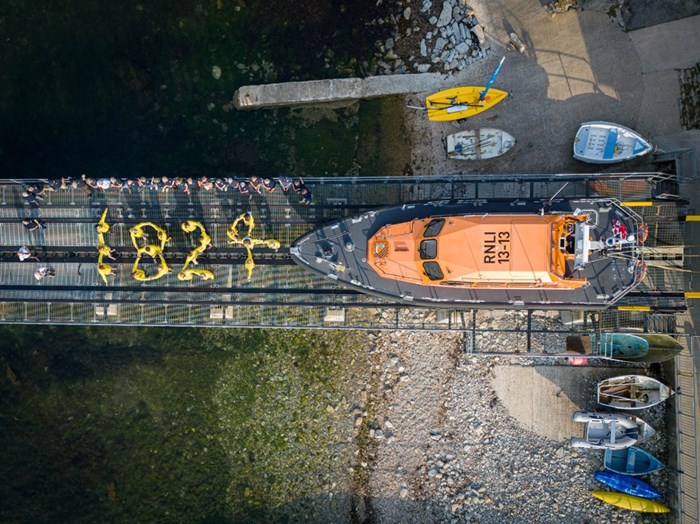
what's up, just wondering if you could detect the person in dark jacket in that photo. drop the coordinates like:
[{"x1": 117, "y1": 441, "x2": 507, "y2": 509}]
[{"x1": 22, "y1": 218, "x2": 46, "y2": 231}]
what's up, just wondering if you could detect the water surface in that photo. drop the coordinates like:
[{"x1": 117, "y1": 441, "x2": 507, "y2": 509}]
[{"x1": 0, "y1": 0, "x2": 410, "y2": 179}]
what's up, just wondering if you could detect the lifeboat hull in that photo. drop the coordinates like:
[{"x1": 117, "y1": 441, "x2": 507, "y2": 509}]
[{"x1": 290, "y1": 199, "x2": 645, "y2": 309}]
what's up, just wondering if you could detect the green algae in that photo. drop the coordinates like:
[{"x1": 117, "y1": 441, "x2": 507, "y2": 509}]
[{"x1": 0, "y1": 325, "x2": 369, "y2": 522}]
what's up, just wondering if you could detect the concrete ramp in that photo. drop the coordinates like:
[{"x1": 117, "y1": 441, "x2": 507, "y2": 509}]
[
  {"x1": 234, "y1": 73, "x2": 447, "y2": 110},
  {"x1": 491, "y1": 365, "x2": 622, "y2": 442}
]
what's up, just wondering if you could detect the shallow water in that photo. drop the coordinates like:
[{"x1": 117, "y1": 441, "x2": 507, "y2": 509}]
[
  {"x1": 0, "y1": 325, "x2": 371, "y2": 522},
  {"x1": 0, "y1": 0, "x2": 410, "y2": 179}
]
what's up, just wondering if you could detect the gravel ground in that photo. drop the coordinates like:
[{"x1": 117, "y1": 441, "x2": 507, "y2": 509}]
[{"x1": 354, "y1": 327, "x2": 670, "y2": 524}]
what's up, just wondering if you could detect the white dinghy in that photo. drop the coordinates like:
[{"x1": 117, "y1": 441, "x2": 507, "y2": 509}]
[
  {"x1": 573, "y1": 121, "x2": 652, "y2": 164},
  {"x1": 570, "y1": 411, "x2": 655, "y2": 450},
  {"x1": 445, "y1": 128, "x2": 515, "y2": 160},
  {"x1": 597, "y1": 375, "x2": 673, "y2": 410}
]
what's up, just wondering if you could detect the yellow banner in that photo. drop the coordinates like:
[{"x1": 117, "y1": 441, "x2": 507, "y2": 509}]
[{"x1": 620, "y1": 201, "x2": 653, "y2": 207}]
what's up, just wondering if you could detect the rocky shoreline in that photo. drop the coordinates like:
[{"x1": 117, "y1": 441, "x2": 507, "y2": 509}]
[
  {"x1": 371, "y1": 0, "x2": 629, "y2": 76},
  {"x1": 374, "y1": 0, "x2": 488, "y2": 75}
]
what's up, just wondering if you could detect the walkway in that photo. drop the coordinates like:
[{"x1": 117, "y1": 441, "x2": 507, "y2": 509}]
[{"x1": 234, "y1": 73, "x2": 447, "y2": 110}]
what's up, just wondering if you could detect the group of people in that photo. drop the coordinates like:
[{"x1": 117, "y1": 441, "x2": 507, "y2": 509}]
[
  {"x1": 21, "y1": 182, "x2": 54, "y2": 206},
  {"x1": 47, "y1": 173, "x2": 314, "y2": 205},
  {"x1": 178, "y1": 220, "x2": 215, "y2": 281},
  {"x1": 128, "y1": 221, "x2": 173, "y2": 282},
  {"x1": 17, "y1": 245, "x2": 55, "y2": 281},
  {"x1": 226, "y1": 212, "x2": 281, "y2": 281},
  {"x1": 96, "y1": 209, "x2": 119, "y2": 283}
]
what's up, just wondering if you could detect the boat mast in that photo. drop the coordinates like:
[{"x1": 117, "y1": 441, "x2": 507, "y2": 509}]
[{"x1": 479, "y1": 56, "x2": 506, "y2": 101}]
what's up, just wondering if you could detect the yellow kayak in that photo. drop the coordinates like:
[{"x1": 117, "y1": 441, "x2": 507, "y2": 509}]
[
  {"x1": 592, "y1": 491, "x2": 670, "y2": 513},
  {"x1": 425, "y1": 86, "x2": 509, "y2": 122}
]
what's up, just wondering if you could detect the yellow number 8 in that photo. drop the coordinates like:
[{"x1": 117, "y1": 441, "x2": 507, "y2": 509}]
[{"x1": 130, "y1": 222, "x2": 172, "y2": 282}]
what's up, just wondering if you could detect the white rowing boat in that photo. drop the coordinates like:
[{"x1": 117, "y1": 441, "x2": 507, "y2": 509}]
[
  {"x1": 597, "y1": 375, "x2": 673, "y2": 410},
  {"x1": 445, "y1": 128, "x2": 515, "y2": 160},
  {"x1": 573, "y1": 121, "x2": 652, "y2": 164}
]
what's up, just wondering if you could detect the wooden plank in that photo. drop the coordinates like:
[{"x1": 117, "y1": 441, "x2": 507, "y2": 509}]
[
  {"x1": 680, "y1": 432, "x2": 697, "y2": 451},
  {"x1": 680, "y1": 493, "x2": 698, "y2": 522},
  {"x1": 679, "y1": 413, "x2": 697, "y2": 435}
]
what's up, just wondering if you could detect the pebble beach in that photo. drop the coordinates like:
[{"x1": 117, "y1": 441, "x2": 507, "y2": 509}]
[{"x1": 345, "y1": 327, "x2": 671, "y2": 524}]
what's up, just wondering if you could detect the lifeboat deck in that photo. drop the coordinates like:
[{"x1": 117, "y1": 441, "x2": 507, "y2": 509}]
[
  {"x1": 292, "y1": 198, "x2": 646, "y2": 309},
  {"x1": 0, "y1": 173, "x2": 690, "y2": 346}
]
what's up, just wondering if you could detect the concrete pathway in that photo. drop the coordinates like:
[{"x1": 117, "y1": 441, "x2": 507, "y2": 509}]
[
  {"x1": 491, "y1": 365, "x2": 623, "y2": 442},
  {"x1": 234, "y1": 73, "x2": 449, "y2": 110},
  {"x1": 407, "y1": 2, "x2": 700, "y2": 177}
]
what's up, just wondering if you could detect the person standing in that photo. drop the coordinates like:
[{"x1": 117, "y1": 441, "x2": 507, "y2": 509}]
[
  {"x1": 22, "y1": 191, "x2": 42, "y2": 206},
  {"x1": 198, "y1": 176, "x2": 214, "y2": 191},
  {"x1": 214, "y1": 178, "x2": 228, "y2": 192},
  {"x1": 292, "y1": 177, "x2": 305, "y2": 193},
  {"x1": 299, "y1": 186, "x2": 313, "y2": 205},
  {"x1": 77, "y1": 175, "x2": 94, "y2": 196},
  {"x1": 160, "y1": 176, "x2": 175, "y2": 192},
  {"x1": 183, "y1": 177, "x2": 195, "y2": 195},
  {"x1": 34, "y1": 266, "x2": 56, "y2": 281},
  {"x1": 95, "y1": 178, "x2": 111, "y2": 191},
  {"x1": 17, "y1": 245, "x2": 39, "y2": 261},
  {"x1": 249, "y1": 176, "x2": 263, "y2": 194},
  {"x1": 262, "y1": 178, "x2": 277, "y2": 192},
  {"x1": 277, "y1": 174, "x2": 293, "y2": 192},
  {"x1": 22, "y1": 218, "x2": 46, "y2": 231}
]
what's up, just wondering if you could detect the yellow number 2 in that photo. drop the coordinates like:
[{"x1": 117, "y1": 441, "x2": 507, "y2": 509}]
[{"x1": 178, "y1": 220, "x2": 215, "y2": 281}]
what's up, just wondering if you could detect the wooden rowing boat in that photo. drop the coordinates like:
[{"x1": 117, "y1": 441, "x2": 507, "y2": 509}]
[
  {"x1": 604, "y1": 447, "x2": 664, "y2": 476},
  {"x1": 597, "y1": 375, "x2": 673, "y2": 410}
]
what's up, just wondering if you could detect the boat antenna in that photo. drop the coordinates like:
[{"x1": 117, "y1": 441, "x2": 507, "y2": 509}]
[
  {"x1": 540, "y1": 182, "x2": 569, "y2": 214},
  {"x1": 479, "y1": 56, "x2": 506, "y2": 101}
]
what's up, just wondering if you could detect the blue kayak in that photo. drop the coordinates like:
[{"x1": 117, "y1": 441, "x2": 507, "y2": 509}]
[
  {"x1": 594, "y1": 470, "x2": 662, "y2": 500},
  {"x1": 604, "y1": 447, "x2": 664, "y2": 476},
  {"x1": 593, "y1": 333, "x2": 649, "y2": 359}
]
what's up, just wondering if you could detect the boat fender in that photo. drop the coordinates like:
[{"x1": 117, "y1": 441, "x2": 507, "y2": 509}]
[
  {"x1": 633, "y1": 260, "x2": 647, "y2": 282},
  {"x1": 508, "y1": 32, "x2": 525, "y2": 53},
  {"x1": 566, "y1": 356, "x2": 588, "y2": 366}
]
